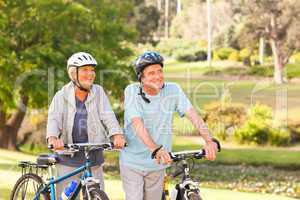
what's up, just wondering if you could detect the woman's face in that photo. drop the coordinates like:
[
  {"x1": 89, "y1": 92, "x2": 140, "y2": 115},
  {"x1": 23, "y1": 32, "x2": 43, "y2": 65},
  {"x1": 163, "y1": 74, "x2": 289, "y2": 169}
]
[{"x1": 77, "y1": 65, "x2": 96, "y2": 89}]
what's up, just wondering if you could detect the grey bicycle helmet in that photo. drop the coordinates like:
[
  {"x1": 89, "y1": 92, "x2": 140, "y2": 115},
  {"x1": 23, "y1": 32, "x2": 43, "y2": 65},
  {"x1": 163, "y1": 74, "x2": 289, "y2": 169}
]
[{"x1": 134, "y1": 51, "x2": 164, "y2": 81}]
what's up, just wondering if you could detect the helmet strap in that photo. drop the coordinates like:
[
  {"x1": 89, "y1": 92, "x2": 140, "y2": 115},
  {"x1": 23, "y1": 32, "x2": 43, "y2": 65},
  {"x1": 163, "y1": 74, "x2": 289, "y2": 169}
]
[
  {"x1": 138, "y1": 84, "x2": 150, "y2": 103},
  {"x1": 72, "y1": 68, "x2": 89, "y2": 92},
  {"x1": 137, "y1": 83, "x2": 165, "y2": 104}
]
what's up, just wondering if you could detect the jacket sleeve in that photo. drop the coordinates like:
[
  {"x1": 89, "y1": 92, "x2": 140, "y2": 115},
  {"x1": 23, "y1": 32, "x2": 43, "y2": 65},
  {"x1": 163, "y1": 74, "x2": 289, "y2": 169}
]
[
  {"x1": 46, "y1": 91, "x2": 63, "y2": 141},
  {"x1": 98, "y1": 86, "x2": 123, "y2": 138}
]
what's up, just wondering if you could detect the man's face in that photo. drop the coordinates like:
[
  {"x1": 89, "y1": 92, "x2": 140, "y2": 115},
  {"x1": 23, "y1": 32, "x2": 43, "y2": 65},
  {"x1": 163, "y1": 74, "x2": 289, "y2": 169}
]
[
  {"x1": 141, "y1": 64, "x2": 164, "y2": 90},
  {"x1": 77, "y1": 65, "x2": 96, "y2": 89}
]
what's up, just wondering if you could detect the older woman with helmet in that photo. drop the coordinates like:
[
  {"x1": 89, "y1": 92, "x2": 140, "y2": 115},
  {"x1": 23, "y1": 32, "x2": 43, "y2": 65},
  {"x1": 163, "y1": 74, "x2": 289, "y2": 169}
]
[{"x1": 46, "y1": 52, "x2": 125, "y2": 197}]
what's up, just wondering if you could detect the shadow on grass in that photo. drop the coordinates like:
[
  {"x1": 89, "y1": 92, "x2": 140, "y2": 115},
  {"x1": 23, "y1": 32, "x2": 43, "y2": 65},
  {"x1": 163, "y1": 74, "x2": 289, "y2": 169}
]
[{"x1": 0, "y1": 163, "x2": 20, "y2": 173}]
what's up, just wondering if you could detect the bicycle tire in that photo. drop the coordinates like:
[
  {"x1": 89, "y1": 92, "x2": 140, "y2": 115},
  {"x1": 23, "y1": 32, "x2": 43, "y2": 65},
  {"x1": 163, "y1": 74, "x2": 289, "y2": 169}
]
[
  {"x1": 10, "y1": 173, "x2": 49, "y2": 200},
  {"x1": 83, "y1": 184, "x2": 109, "y2": 200},
  {"x1": 187, "y1": 191, "x2": 202, "y2": 200}
]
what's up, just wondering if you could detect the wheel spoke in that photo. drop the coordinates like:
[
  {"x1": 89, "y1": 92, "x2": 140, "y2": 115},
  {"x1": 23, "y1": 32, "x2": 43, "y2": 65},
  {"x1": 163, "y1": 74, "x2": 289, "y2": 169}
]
[
  {"x1": 21, "y1": 178, "x2": 30, "y2": 199},
  {"x1": 11, "y1": 174, "x2": 47, "y2": 200}
]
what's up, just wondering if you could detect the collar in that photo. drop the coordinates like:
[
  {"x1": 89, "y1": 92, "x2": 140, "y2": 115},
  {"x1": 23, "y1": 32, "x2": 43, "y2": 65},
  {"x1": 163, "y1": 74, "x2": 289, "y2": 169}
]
[{"x1": 62, "y1": 82, "x2": 96, "y2": 108}]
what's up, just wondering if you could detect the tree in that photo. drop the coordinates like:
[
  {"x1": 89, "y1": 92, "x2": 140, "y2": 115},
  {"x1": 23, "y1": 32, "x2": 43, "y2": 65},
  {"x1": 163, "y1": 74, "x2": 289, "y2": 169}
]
[
  {"x1": 170, "y1": 1, "x2": 233, "y2": 41},
  {"x1": 231, "y1": 0, "x2": 300, "y2": 84},
  {"x1": 130, "y1": 0, "x2": 160, "y2": 43},
  {"x1": 0, "y1": 0, "x2": 135, "y2": 150}
]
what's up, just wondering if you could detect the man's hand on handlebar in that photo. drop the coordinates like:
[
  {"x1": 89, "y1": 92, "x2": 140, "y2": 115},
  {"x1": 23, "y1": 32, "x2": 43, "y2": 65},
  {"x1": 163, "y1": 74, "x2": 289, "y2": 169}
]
[
  {"x1": 153, "y1": 147, "x2": 172, "y2": 165},
  {"x1": 203, "y1": 138, "x2": 221, "y2": 161}
]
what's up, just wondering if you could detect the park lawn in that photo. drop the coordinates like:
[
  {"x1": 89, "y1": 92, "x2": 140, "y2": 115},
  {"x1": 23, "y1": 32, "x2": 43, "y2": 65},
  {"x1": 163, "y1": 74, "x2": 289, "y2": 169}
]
[
  {"x1": 2, "y1": 135, "x2": 300, "y2": 199},
  {"x1": 165, "y1": 78, "x2": 300, "y2": 120},
  {"x1": 164, "y1": 61, "x2": 300, "y2": 118},
  {"x1": 1, "y1": 175, "x2": 296, "y2": 200},
  {"x1": 172, "y1": 136, "x2": 300, "y2": 169},
  {"x1": 0, "y1": 148, "x2": 298, "y2": 200},
  {"x1": 164, "y1": 61, "x2": 300, "y2": 79}
]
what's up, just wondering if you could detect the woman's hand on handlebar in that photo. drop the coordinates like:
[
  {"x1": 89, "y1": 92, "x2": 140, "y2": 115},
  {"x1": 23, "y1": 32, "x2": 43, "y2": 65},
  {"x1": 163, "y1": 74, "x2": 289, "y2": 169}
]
[
  {"x1": 112, "y1": 134, "x2": 126, "y2": 149},
  {"x1": 48, "y1": 136, "x2": 64, "y2": 150}
]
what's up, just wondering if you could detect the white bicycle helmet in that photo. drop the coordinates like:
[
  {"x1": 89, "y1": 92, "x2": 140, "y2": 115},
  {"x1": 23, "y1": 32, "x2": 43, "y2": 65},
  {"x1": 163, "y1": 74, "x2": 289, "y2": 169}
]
[
  {"x1": 67, "y1": 52, "x2": 97, "y2": 91},
  {"x1": 67, "y1": 52, "x2": 97, "y2": 69}
]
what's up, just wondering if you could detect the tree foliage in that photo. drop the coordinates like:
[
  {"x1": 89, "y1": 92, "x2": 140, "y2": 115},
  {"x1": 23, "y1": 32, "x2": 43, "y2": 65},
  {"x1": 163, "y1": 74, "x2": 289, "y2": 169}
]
[
  {"x1": 170, "y1": 1, "x2": 233, "y2": 42},
  {"x1": 130, "y1": 0, "x2": 160, "y2": 43},
  {"x1": 0, "y1": 0, "x2": 135, "y2": 149},
  {"x1": 230, "y1": 0, "x2": 300, "y2": 83}
]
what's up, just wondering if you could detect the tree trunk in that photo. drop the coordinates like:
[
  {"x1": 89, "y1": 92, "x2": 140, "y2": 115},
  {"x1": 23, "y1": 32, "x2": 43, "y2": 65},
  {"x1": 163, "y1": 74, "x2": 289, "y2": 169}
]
[
  {"x1": 207, "y1": 0, "x2": 212, "y2": 67},
  {"x1": 259, "y1": 37, "x2": 265, "y2": 65},
  {"x1": 270, "y1": 38, "x2": 285, "y2": 84},
  {"x1": 0, "y1": 95, "x2": 28, "y2": 150},
  {"x1": 0, "y1": 105, "x2": 8, "y2": 148},
  {"x1": 177, "y1": 0, "x2": 182, "y2": 15},
  {"x1": 157, "y1": 0, "x2": 162, "y2": 11},
  {"x1": 164, "y1": 0, "x2": 169, "y2": 39},
  {"x1": 274, "y1": 62, "x2": 284, "y2": 84}
]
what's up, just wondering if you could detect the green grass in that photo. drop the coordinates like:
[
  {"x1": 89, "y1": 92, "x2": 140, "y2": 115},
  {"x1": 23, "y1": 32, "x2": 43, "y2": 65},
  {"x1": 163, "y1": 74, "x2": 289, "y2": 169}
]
[
  {"x1": 19, "y1": 143, "x2": 50, "y2": 155},
  {"x1": 0, "y1": 148, "x2": 298, "y2": 200},
  {"x1": 165, "y1": 78, "x2": 300, "y2": 120},
  {"x1": 164, "y1": 61, "x2": 300, "y2": 79},
  {"x1": 172, "y1": 136, "x2": 300, "y2": 169},
  {"x1": 287, "y1": 63, "x2": 300, "y2": 78}
]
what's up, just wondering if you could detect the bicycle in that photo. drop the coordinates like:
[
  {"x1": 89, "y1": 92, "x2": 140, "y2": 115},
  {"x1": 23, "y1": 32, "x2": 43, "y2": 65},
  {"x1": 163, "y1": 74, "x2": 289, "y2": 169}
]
[
  {"x1": 10, "y1": 142, "x2": 115, "y2": 200},
  {"x1": 162, "y1": 139, "x2": 221, "y2": 200}
]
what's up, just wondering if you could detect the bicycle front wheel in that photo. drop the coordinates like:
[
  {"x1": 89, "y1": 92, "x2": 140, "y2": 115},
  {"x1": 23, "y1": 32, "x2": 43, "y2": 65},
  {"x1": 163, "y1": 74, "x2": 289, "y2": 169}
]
[
  {"x1": 187, "y1": 191, "x2": 202, "y2": 200},
  {"x1": 84, "y1": 184, "x2": 109, "y2": 200},
  {"x1": 10, "y1": 173, "x2": 49, "y2": 200}
]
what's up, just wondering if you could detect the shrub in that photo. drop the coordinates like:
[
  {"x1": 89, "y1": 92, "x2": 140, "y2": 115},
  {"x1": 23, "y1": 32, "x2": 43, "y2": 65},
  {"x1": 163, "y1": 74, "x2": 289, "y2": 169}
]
[
  {"x1": 239, "y1": 48, "x2": 252, "y2": 66},
  {"x1": 290, "y1": 52, "x2": 300, "y2": 63},
  {"x1": 234, "y1": 119, "x2": 269, "y2": 145},
  {"x1": 195, "y1": 50, "x2": 208, "y2": 61},
  {"x1": 228, "y1": 51, "x2": 240, "y2": 61},
  {"x1": 247, "y1": 65, "x2": 273, "y2": 77},
  {"x1": 214, "y1": 48, "x2": 237, "y2": 60},
  {"x1": 234, "y1": 104, "x2": 291, "y2": 146},
  {"x1": 213, "y1": 50, "x2": 220, "y2": 61},
  {"x1": 156, "y1": 38, "x2": 203, "y2": 58},
  {"x1": 204, "y1": 102, "x2": 247, "y2": 141},
  {"x1": 269, "y1": 128, "x2": 291, "y2": 146},
  {"x1": 286, "y1": 63, "x2": 300, "y2": 79},
  {"x1": 288, "y1": 122, "x2": 300, "y2": 143},
  {"x1": 239, "y1": 48, "x2": 252, "y2": 59},
  {"x1": 174, "y1": 49, "x2": 207, "y2": 62}
]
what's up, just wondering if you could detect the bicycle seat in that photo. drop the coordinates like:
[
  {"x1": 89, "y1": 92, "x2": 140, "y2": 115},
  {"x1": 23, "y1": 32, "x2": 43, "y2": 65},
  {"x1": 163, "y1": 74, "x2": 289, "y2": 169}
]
[{"x1": 36, "y1": 154, "x2": 58, "y2": 166}]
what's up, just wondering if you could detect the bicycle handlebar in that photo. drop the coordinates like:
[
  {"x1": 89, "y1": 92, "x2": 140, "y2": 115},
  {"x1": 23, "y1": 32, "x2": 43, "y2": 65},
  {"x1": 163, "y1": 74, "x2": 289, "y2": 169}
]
[
  {"x1": 48, "y1": 142, "x2": 115, "y2": 152},
  {"x1": 169, "y1": 138, "x2": 221, "y2": 162}
]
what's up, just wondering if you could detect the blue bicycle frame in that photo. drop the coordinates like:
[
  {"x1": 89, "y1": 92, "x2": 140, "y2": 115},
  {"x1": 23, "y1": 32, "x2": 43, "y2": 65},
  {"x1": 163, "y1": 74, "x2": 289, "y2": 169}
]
[{"x1": 34, "y1": 156, "x2": 93, "y2": 200}]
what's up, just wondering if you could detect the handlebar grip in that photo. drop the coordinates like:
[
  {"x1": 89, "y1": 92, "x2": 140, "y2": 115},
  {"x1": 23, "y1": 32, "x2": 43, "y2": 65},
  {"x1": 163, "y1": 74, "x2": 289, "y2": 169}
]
[
  {"x1": 48, "y1": 144, "x2": 68, "y2": 150},
  {"x1": 110, "y1": 142, "x2": 128, "y2": 149},
  {"x1": 212, "y1": 138, "x2": 221, "y2": 152}
]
